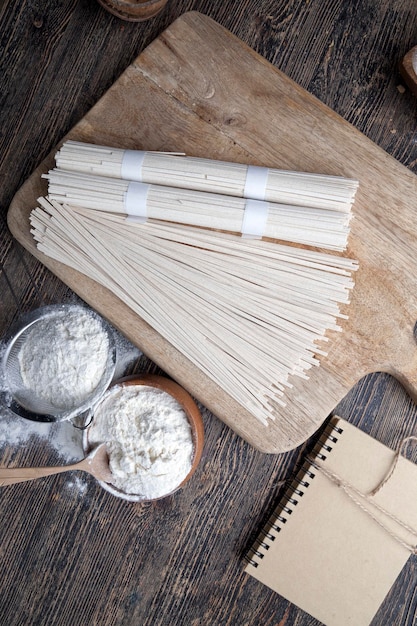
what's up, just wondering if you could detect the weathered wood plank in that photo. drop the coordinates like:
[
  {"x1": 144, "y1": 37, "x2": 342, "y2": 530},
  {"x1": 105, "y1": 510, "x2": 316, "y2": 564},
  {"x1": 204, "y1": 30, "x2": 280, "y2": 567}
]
[
  {"x1": 8, "y1": 11, "x2": 417, "y2": 454},
  {"x1": 0, "y1": 1, "x2": 416, "y2": 625}
]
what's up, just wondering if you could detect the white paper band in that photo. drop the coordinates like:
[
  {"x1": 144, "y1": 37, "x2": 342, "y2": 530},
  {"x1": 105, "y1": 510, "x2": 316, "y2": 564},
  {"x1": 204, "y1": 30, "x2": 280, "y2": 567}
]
[
  {"x1": 124, "y1": 181, "x2": 149, "y2": 222},
  {"x1": 121, "y1": 150, "x2": 146, "y2": 181},
  {"x1": 241, "y1": 199, "x2": 269, "y2": 238},
  {"x1": 243, "y1": 165, "x2": 269, "y2": 201}
]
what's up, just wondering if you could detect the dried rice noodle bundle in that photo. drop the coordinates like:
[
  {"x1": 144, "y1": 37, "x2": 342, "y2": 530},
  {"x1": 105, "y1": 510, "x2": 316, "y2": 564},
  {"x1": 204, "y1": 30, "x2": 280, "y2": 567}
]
[
  {"x1": 56, "y1": 141, "x2": 358, "y2": 213},
  {"x1": 30, "y1": 197, "x2": 358, "y2": 426}
]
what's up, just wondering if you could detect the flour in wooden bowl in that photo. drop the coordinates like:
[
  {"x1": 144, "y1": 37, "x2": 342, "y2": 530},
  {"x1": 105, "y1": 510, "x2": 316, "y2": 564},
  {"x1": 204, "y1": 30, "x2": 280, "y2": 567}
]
[{"x1": 86, "y1": 381, "x2": 198, "y2": 500}]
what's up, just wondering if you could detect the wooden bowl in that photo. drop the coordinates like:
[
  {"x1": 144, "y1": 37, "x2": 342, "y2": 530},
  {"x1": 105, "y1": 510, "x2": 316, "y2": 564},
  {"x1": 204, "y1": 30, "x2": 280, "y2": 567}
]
[
  {"x1": 96, "y1": 0, "x2": 168, "y2": 22},
  {"x1": 84, "y1": 374, "x2": 204, "y2": 501},
  {"x1": 399, "y1": 46, "x2": 417, "y2": 98}
]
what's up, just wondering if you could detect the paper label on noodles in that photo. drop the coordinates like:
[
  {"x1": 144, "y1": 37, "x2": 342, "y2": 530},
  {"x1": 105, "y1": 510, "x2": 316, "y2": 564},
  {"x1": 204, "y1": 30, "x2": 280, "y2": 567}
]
[
  {"x1": 121, "y1": 150, "x2": 146, "y2": 181},
  {"x1": 241, "y1": 199, "x2": 269, "y2": 238},
  {"x1": 124, "y1": 182, "x2": 149, "y2": 221}
]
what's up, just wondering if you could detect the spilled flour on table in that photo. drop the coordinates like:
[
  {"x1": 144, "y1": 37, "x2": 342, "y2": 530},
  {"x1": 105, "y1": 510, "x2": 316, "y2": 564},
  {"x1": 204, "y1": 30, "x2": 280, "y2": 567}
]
[
  {"x1": 64, "y1": 474, "x2": 89, "y2": 496},
  {"x1": 0, "y1": 327, "x2": 141, "y2": 495}
]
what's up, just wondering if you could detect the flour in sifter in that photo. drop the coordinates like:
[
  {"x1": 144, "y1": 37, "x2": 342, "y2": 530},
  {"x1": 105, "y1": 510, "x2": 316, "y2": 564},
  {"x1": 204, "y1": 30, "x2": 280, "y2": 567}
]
[{"x1": 18, "y1": 308, "x2": 110, "y2": 410}]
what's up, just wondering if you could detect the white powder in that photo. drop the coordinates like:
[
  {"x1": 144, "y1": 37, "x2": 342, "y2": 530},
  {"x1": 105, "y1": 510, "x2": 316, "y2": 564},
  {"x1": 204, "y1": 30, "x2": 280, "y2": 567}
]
[
  {"x1": 88, "y1": 385, "x2": 194, "y2": 499},
  {"x1": 0, "y1": 401, "x2": 85, "y2": 462},
  {"x1": 0, "y1": 331, "x2": 142, "y2": 460},
  {"x1": 0, "y1": 322, "x2": 142, "y2": 496},
  {"x1": 17, "y1": 308, "x2": 110, "y2": 411}
]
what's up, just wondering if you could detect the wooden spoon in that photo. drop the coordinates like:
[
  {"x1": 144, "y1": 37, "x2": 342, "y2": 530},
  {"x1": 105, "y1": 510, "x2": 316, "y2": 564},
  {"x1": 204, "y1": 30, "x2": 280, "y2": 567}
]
[{"x1": 0, "y1": 443, "x2": 113, "y2": 486}]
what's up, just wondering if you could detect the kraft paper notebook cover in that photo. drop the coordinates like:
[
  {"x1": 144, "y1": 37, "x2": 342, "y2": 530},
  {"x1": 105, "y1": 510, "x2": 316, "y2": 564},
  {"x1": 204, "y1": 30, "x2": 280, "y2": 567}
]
[{"x1": 245, "y1": 416, "x2": 417, "y2": 625}]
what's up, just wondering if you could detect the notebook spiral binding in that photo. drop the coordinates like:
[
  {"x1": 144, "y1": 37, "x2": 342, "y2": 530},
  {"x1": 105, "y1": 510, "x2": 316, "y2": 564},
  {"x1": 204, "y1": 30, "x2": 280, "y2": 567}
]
[{"x1": 245, "y1": 420, "x2": 344, "y2": 568}]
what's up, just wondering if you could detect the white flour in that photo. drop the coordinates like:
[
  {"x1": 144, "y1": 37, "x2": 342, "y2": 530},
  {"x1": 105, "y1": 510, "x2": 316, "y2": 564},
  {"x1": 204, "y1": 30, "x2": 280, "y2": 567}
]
[
  {"x1": 18, "y1": 308, "x2": 109, "y2": 410},
  {"x1": 0, "y1": 319, "x2": 142, "y2": 493},
  {"x1": 88, "y1": 384, "x2": 194, "y2": 499},
  {"x1": 0, "y1": 406, "x2": 84, "y2": 461}
]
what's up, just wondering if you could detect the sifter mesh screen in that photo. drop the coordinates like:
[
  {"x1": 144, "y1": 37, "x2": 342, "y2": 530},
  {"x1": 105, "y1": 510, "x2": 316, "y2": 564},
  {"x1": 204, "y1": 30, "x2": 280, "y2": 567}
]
[{"x1": 2, "y1": 304, "x2": 116, "y2": 421}]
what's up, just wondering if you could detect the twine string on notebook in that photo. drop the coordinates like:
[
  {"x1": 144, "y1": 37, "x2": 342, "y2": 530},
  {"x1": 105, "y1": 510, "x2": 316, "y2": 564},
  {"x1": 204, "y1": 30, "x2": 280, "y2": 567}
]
[
  {"x1": 306, "y1": 450, "x2": 417, "y2": 554},
  {"x1": 370, "y1": 435, "x2": 417, "y2": 496}
]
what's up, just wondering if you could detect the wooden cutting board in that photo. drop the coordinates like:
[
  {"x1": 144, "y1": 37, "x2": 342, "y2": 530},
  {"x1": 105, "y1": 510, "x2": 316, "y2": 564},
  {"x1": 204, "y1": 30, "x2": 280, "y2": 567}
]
[{"x1": 8, "y1": 12, "x2": 417, "y2": 453}]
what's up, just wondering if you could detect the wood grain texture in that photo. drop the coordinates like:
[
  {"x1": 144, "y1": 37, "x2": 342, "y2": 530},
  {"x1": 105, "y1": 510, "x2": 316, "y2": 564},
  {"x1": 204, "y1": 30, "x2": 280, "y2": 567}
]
[
  {"x1": 7, "y1": 11, "x2": 417, "y2": 453},
  {"x1": 1, "y1": 1, "x2": 417, "y2": 625}
]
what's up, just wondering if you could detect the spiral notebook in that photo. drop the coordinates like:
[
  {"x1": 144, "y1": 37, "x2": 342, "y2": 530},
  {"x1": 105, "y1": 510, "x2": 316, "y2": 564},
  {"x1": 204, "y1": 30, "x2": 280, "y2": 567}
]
[{"x1": 245, "y1": 416, "x2": 417, "y2": 625}]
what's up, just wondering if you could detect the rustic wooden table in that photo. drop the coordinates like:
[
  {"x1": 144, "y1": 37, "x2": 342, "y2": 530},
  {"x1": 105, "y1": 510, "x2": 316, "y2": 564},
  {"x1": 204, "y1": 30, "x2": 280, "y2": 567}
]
[{"x1": 1, "y1": 1, "x2": 417, "y2": 625}]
